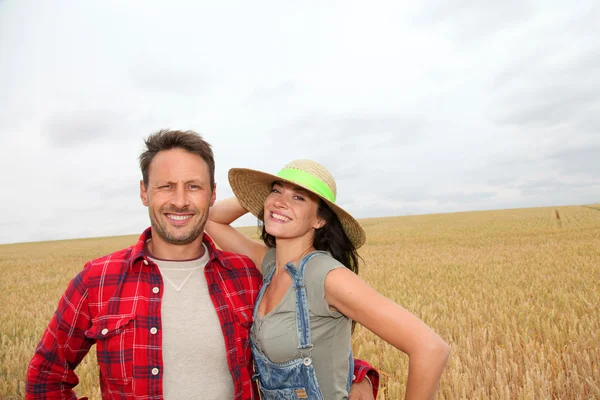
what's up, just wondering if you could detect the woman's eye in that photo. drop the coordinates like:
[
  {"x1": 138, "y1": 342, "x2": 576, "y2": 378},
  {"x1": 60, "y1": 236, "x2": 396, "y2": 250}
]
[
  {"x1": 294, "y1": 195, "x2": 305, "y2": 201},
  {"x1": 271, "y1": 188, "x2": 281, "y2": 194}
]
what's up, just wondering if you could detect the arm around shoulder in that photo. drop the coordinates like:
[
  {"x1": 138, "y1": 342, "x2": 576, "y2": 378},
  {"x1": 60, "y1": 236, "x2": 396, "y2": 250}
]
[{"x1": 206, "y1": 197, "x2": 268, "y2": 271}]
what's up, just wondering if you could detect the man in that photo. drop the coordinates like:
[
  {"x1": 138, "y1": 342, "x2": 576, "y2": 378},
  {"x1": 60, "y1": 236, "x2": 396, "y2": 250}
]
[{"x1": 26, "y1": 130, "x2": 378, "y2": 399}]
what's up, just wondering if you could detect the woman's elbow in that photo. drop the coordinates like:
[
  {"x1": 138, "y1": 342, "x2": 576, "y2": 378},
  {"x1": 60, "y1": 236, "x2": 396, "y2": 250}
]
[
  {"x1": 413, "y1": 336, "x2": 450, "y2": 367},
  {"x1": 428, "y1": 337, "x2": 451, "y2": 366},
  {"x1": 439, "y1": 339, "x2": 451, "y2": 362}
]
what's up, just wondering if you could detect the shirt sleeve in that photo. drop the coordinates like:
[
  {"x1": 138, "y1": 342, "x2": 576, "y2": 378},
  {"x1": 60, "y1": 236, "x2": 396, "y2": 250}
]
[
  {"x1": 26, "y1": 264, "x2": 95, "y2": 400},
  {"x1": 305, "y1": 254, "x2": 345, "y2": 317},
  {"x1": 352, "y1": 358, "x2": 380, "y2": 399}
]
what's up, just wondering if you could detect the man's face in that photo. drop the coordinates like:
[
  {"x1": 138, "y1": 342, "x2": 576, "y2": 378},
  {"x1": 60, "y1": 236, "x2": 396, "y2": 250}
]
[{"x1": 140, "y1": 148, "x2": 216, "y2": 247}]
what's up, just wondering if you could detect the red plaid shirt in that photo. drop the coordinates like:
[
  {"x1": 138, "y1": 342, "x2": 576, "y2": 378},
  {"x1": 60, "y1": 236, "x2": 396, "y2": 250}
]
[{"x1": 26, "y1": 228, "x2": 379, "y2": 399}]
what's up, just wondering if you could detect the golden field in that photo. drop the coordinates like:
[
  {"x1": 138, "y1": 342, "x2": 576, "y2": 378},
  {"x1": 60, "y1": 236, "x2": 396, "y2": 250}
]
[{"x1": 1, "y1": 205, "x2": 599, "y2": 399}]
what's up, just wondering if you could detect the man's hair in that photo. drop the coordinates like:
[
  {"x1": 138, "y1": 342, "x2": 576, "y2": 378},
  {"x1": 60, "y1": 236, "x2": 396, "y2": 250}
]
[{"x1": 139, "y1": 129, "x2": 215, "y2": 187}]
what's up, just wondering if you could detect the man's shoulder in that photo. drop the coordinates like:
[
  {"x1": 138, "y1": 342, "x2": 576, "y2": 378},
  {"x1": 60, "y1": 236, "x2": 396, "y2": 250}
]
[
  {"x1": 83, "y1": 245, "x2": 137, "y2": 274},
  {"x1": 213, "y1": 249, "x2": 261, "y2": 275}
]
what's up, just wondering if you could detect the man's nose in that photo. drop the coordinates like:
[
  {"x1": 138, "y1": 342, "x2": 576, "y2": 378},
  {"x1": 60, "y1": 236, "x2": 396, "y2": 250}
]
[{"x1": 170, "y1": 185, "x2": 189, "y2": 208}]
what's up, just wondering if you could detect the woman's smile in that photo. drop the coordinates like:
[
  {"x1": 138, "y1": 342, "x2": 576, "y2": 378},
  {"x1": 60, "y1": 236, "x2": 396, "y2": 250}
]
[{"x1": 269, "y1": 211, "x2": 291, "y2": 223}]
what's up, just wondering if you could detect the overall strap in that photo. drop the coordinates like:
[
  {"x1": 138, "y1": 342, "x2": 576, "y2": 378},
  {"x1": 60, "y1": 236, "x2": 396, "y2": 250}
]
[
  {"x1": 253, "y1": 263, "x2": 276, "y2": 321},
  {"x1": 285, "y1": 251, "x2": 328, "y2": 355}
]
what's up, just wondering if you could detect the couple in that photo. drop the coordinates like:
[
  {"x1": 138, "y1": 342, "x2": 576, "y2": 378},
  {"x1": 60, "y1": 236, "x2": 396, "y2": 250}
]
[{"x1": 26, "y1": 129, "x2": 449, "y2": 399}]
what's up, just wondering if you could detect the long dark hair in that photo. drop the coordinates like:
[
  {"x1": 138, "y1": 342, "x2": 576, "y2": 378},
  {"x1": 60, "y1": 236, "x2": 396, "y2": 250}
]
[{"x1": 259, "y1": 199, "x2": 360, "y2": 275}]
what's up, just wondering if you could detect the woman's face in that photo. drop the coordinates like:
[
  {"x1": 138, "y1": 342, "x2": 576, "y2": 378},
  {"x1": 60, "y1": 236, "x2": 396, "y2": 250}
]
[{"x1": 263, "y1": 181, "x2": 323, "y2": 243}]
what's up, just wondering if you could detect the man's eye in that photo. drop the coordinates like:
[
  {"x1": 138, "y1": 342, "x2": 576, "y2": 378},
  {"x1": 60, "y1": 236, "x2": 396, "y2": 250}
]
[
  {"x1": 159, "y1": 185, "x2": 171, "y2": 189},
  {"x1": 188, "y1": 185, "x2": 200, "y2": 190}
]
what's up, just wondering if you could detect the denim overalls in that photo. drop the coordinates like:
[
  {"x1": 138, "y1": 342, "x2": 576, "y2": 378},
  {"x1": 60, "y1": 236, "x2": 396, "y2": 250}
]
[{"x1": 251, "y1": 251, "x2": 354, "y2": 400}]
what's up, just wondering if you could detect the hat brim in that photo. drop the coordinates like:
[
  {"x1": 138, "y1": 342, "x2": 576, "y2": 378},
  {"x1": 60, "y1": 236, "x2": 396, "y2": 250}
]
[{"x1": 228, "y1": 168, "x2": 366, "y2": 249}]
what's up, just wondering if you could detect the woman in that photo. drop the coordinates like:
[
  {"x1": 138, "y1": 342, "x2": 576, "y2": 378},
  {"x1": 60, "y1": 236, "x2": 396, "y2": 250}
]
[{"x1": 206, "y1": 159, "x2": 450, "y2": 399}]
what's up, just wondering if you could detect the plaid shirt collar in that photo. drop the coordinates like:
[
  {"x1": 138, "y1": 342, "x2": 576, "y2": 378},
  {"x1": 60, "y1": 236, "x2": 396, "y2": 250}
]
[{"x1": 129, "y1": 227, "x2": 231, "y2": 270}]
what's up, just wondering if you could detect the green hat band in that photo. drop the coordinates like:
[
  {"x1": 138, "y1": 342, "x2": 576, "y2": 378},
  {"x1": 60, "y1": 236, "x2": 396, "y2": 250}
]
[{"x1": 276, "y1": 168, "x2": 336, "y2": 203}]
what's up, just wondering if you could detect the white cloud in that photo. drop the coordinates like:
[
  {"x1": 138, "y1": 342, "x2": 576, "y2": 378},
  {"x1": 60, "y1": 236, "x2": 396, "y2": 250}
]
[{"x1": 0, "y1": 0, "x2": 598, "y2": 243}]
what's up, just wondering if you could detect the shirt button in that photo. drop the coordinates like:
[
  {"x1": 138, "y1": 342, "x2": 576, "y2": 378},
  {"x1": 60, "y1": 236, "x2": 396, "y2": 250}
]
[
  {"x1": 152, "y1": 287, "x2": 160, "y2": 294},
  {"x1": 150, "y1": 327, "x2": 158, "y2": 334},
  {"x1": 151, "y1": 368, "x2": 159, "y2": 376},
  {"x1": 143, "y1": 259, "x2": 149, "y2": 265},
  {"x1": 101, "y1": 328, "x2": 109, "y2": 335}
]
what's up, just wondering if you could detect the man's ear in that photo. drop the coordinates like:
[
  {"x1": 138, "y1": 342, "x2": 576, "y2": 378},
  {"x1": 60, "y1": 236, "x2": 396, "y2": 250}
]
[
  {"x1": 210, "y1": 183, "x2": 217, "y2": 207},
  {"x1": 140, "y1": 180, "x2": 149, "y2": 206}
]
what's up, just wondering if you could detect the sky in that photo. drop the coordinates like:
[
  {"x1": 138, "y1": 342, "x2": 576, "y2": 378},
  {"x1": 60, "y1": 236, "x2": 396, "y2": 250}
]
[{"x1": 0, "y1": 0, "x2": 598, "y2": 244}]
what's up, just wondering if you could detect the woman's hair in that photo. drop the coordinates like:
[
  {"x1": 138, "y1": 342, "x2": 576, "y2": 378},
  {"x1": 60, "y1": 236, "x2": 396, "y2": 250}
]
[{"x1": 258, "y1": 199, "x2": 360, "y2": 275}]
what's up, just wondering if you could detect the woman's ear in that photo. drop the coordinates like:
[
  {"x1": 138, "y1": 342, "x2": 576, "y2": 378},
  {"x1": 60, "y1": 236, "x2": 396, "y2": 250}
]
[{"x1": 314, "y1": 218, "x2": 327, "y2": 230}]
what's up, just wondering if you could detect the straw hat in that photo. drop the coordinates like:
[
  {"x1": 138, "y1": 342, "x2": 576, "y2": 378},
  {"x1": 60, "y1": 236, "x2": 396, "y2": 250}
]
[{"x1": 228, "y1": 160, "x2": 366, "y2": 248}]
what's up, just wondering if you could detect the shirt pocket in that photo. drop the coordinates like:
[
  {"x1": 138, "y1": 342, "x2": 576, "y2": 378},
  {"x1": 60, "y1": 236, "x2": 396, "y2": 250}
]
[
  {"x1": 85, "y1": 314, "x2": 136, "y2": 382},
  {"x1": 234, "y1": 309, "x2": 254, "y2": 366}
]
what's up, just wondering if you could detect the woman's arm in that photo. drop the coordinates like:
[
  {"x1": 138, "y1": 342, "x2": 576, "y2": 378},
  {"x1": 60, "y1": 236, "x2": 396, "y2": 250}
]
[
  {"x1": 206, "y1": 197, "x2": 269, "y2": 272},
  {"x1": 325, "y1": 268, "x2": 450, "y2": 400}
]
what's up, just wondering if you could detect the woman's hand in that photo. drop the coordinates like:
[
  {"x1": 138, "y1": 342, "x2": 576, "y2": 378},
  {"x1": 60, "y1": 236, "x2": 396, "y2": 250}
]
[{"x1": 349, "y1": 377, "x2": 374, "y2": 400}]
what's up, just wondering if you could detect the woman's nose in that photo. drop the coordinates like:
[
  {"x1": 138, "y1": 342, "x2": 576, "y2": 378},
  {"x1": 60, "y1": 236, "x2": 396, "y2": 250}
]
[{"x1": 272, "y1": 194, "x2": 289, "y2": 209}]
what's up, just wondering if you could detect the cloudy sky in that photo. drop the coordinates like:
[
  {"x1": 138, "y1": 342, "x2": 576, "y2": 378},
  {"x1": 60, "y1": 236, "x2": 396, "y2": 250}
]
[{"x1": 0, "y1": 1, "x2": 598, "y2": 244}]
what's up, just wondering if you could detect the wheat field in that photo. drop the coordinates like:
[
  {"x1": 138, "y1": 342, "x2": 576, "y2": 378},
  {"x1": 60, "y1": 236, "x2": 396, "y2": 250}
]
[{"x1": 1, "y1": 205, "x2": 599, "y2": 399}]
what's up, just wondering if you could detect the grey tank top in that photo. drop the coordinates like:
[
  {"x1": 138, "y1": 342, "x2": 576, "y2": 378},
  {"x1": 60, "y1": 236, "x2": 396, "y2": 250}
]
[{"x1": 251, "y1": 249, "x2": 352, "y2": 399}]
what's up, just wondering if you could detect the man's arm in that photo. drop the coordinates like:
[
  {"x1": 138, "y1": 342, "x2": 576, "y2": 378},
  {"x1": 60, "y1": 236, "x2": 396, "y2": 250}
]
[
  {"x1": 26, "y1": 267, "x2": 94, "y2": 399},
  {"x1": 351, "y1": 358, "x2": 380, "y2": 399}
]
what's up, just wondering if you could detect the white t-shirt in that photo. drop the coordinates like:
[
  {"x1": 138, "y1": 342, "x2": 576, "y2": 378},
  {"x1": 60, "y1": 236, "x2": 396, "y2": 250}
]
[{"x1": 149, "y1": 244, "x2": 234, "y2": 399}]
